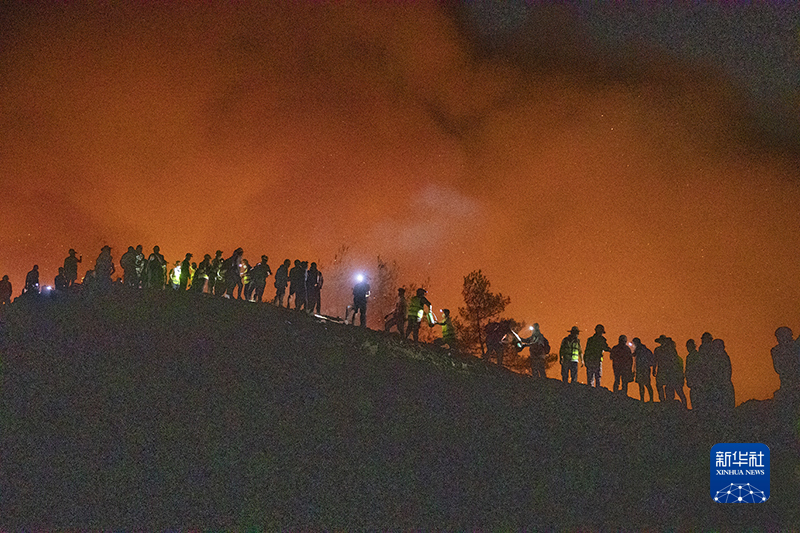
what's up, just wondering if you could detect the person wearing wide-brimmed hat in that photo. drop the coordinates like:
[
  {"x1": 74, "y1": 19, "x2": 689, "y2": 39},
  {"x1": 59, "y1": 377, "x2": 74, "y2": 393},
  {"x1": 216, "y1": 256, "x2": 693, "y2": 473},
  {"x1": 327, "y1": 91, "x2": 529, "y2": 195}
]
[
  {"x1": 653, "y1": 335, "x2": 673, "y2": 402},
  {"x1": 559, "y1": 326, "x2": 582, "y2": 384},
  {"x1": 63, "y1": 248, "x2": 82, "y2": 288}
]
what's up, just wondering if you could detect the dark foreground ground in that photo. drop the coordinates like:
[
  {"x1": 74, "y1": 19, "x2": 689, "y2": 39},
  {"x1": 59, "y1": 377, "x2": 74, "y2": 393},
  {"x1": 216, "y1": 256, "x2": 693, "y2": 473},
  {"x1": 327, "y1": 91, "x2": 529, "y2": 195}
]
[{"x1": 1, "y1": 289, "x2": 798, "y2": 530}]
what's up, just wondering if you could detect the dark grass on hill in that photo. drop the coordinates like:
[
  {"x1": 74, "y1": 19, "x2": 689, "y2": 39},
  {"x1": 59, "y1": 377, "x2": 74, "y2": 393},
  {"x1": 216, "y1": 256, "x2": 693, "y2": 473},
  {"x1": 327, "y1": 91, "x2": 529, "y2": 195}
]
[{"x1": 0, "y1": 287, "x2": 798, "y2": 530}]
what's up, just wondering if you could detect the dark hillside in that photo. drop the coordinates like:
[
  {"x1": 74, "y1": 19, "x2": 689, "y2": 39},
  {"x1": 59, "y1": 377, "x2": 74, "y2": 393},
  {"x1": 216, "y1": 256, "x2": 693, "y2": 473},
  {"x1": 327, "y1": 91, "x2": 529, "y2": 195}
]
[{"x1": 1, "y1": 289, "x2": 798, "y2": 530}]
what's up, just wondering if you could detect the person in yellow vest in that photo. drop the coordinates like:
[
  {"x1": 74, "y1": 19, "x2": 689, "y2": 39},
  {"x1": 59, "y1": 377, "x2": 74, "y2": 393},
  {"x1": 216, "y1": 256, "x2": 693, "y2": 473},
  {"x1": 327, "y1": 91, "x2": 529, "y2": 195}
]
[
  {"x1": 168, "y1": 261, "x2": 181, "y2": 290},
  {"x1": 434, "y1": 308, "x2": 457, "y2": 350},
  {"x1": 405, "y1": 287, "x2": 432, "y2": 343},
  {"x1": 559, "y1": 326, "x2": 583, "y2": 383}
]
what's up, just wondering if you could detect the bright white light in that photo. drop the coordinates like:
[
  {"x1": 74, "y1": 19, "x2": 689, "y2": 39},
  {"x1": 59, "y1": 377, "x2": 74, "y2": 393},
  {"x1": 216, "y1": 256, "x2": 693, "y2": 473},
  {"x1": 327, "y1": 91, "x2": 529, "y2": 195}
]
[
  {"x1": 44, "y1": 286, "x2": 52, "y2": 291},
  {"x1": 355, "y1": 274, "x2": 364, "y2": 283},
  {"x1": 529, "y1": 326, "x2": 534, "y2": 330}
]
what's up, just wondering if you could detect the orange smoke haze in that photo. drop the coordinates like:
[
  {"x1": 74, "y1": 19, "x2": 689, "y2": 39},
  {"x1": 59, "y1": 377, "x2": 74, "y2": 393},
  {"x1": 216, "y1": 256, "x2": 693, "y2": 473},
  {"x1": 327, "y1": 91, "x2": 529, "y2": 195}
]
[{"x1": 2, "y1": 3, "x2": 799, "y2": 403}]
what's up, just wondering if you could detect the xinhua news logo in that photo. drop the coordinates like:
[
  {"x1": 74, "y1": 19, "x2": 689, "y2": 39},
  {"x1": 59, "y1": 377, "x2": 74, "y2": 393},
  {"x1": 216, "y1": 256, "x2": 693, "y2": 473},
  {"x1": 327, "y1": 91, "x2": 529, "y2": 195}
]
[{"x1": 710, "y1": 443, "x2": 770, "y2": 503}]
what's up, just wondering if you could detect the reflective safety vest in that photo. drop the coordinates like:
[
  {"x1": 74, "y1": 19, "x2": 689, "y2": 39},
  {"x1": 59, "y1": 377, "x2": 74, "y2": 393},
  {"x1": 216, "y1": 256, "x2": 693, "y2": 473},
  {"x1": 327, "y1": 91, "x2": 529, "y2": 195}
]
[
  {"x1": 170, "y1": 266, "x2": 181, "y2": 285},
  {"x1": 560, "y1": 337, "x2": 581, "y2": 363},
  {"x1": 407, "y1": 296, "x2": 425, "y2": 322},
  {"x1": 441, "y1": 318, "x2": 456, "y2": 343}
]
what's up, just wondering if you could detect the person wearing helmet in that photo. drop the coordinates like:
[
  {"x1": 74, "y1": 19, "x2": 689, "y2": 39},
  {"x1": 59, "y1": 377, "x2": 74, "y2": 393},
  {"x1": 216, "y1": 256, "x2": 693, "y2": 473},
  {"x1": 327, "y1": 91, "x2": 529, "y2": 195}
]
[
  {"x1": 405, "y1": 287, "x2": 432, "y2": 342},
  {"x1": 584, "y1": 324, "x2": 610, "y2": 388},
  {"x1": 249, "y1": 255, "x2": 274, "y2": 303},
  {"x1": 433, "y1": 308, "x2": 457, "y2": 350},
  {"x1": 520, "y1": 323, "x2": 550, "y2": 378},
  {"x1": 610, "y1": 335, "x2": 633, "y2": 395},
  {"x1": 352, "y1": 275, "x2": 371, "y2": 327}
]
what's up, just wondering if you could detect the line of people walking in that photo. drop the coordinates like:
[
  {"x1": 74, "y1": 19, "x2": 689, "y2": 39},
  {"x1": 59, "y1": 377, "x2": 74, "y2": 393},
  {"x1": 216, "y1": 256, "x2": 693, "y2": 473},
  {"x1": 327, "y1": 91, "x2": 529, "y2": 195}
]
[
  {"x1": 5, "y1": 246, "x2": 325, "y2": 313},
  {"x1": 558, "y1": 324, "x2": 736, "y2": 409}
]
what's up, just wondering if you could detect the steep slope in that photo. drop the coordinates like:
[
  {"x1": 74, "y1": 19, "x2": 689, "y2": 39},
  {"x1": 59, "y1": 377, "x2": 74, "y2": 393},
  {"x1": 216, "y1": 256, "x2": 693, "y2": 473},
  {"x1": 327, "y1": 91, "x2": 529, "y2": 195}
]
[{"x1": 1, "y1": 289, "x2": 798, "y2": 530}]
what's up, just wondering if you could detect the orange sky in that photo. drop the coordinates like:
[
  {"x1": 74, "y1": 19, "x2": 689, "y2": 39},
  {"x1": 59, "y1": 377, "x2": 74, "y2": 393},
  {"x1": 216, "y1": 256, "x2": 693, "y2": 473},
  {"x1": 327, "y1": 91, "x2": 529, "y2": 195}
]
[{"x1": 2, "y1": 3, "x2": 799, "y2": 403}]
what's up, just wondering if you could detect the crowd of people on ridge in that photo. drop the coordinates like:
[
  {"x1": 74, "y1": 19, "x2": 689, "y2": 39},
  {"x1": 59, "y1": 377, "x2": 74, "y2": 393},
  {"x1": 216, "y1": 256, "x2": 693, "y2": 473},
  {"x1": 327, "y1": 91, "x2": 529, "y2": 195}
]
[
  {"x1": 3, "y1": 246, "x2": 327, "y2": 312},
  {"x1": 3, "y1": 246, "x2": 799, "y2": 410}
]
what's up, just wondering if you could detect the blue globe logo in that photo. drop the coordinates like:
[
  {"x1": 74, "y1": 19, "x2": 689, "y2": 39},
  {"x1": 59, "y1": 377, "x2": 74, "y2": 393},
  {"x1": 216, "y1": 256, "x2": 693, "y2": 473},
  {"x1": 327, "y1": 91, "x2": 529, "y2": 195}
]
[{"x1": 714, "y1": 483, "x2": 767, "y2": 503}]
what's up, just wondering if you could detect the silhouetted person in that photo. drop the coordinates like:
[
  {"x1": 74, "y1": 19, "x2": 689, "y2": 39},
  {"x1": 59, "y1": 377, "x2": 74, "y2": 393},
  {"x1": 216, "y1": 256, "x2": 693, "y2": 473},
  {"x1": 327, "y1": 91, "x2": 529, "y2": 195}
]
[
  {"x1": 707, "y1": 338, "x2": 735, "y2": 410},
  {"x1": 684, "y1": 339, "x2": 705, "y2": 409},
  {"x1": 632, "y1": 337, "x2": 654, "y2": 402},
  {"x1": 668, "y1": 342, "x2": 688, "y2": 407},
  {"x1": 611, "y1": 335, "x2": 633, "y2": 394},
  {"x1": 485, "y1": 320, "x2": 511, "y2": 366},
  {"x1": 191, "y1": 254, "x2": 211, "y2": 293},
  {"x1": 434, "y1": 308, "x2": 457, "y2": 350},
  {"x1": 772, "y1": 327, "x2": 800, "y2": 400},
  {"x1": 654, "y1": 335, "x2": 687, "y2": 406},
  {"x1": 208, "y1": 250, "x2": 223, "y2": 296},
  {"x1": 0, "y1": 275, "x2": 12, "y2": 305},
  {"x1": 179, "y1": 253, "x2": 192, "y2": 291},
  {"x1": 405, "y1": 288, "x2": 431, "y2": 342},
  {"x1": 120, "y1": 246, "x2": 138, "y2": 287},
  {"x1": 63, "y1": 249, "x2": 82, "y2": 288},
  {"x1": 94, "y1": 246, "x2": 115, "y2": 289},
  {"x1": 487, "y1": 320, "x2": 523, "y2": 366},
  {"x1": 241, "y1": 259, "x2": 253, "y2": 300},
  {"x1": 306, "y1": 262, "x2": 322, "y2": 314},
  {"x1": 520, "y1": 323, "x2": 550, "y2": 378},
  {"x1": 653, "y1": 335, "x2": 673, "y2": 402},
  {"x1": 273, "y1": 259, "x2": 290, "y2": 306},
  {"x1": 23, "y1": 265, "x2": 40, "y2": 296},
  {"x1": 559, "y1": 326, "x2": 582, "y2": 384},
  {"x1": 134, "y1": 245, "x2": 145, "y2": 287},
  {"x1": 294, "y1": 261, "x2": 308, "y2": 310},
  {"x1": 249, "y1": 255, "x2": 272, "y2": 302},
  {"x1": 82, "y1": 269, "x2": 95, "y2": 289},
  {"x1": 146, "y1": 246, "x2": 167, "y2": 290},
  {"x1": 288, "y1": 260, "x2": 302, "y2": 308},
  {"x1": 168, "y1": 261, "x2": 181, "y2": 290},
  {"x1": 223, "y1": 248, "x2": 244, "y2": 299},
  {"x1": 352, "y1": 276, "x2": 370, "y2": 327},
  {"x1": 584, "y1": 324, "x2": 610, "y2": 388},
  {"x1": 384, "y1": 287, "x2": 407, "y2": 337},
  {"x1": 54, "y1": 267, "x2": 69, "y2": 292}
]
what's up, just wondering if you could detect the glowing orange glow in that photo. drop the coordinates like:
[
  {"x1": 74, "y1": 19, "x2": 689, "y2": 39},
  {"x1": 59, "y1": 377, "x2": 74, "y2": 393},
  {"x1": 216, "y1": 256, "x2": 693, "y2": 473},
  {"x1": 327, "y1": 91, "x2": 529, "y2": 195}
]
[{"x1": 1, "y1": 3, "x2": 798, "y2": 404}]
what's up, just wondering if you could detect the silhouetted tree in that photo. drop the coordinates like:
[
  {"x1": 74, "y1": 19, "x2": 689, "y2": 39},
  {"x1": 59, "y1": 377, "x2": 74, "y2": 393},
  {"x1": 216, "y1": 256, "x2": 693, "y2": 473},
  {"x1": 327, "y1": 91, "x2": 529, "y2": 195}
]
[{"x1": 458, "y1": 270, "x2": 510, "y2": 356}]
